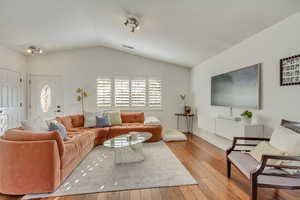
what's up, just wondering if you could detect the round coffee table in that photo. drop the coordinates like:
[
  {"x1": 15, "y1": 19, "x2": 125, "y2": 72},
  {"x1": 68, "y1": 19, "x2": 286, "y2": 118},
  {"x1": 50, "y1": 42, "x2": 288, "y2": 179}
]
[{"x1": 103, "y1": 132, "x2": 152, "y2": 164}]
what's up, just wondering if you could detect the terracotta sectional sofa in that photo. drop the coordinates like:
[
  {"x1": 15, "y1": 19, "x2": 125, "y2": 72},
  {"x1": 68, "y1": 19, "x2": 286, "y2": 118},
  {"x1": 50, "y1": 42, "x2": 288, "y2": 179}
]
[{"x1": 0, "y1": 112, "x2": 162, "y2": 195}]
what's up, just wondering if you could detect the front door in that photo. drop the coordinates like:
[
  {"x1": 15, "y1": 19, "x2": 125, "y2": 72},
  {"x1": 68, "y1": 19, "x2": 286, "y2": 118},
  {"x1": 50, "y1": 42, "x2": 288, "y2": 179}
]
[{"x1": 30, "y1": 75, "x2": 64, "y2": 120}]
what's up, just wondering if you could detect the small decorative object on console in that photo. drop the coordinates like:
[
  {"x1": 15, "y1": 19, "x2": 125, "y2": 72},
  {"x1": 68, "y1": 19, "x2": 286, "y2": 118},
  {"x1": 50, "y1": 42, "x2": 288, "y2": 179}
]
[
  {"x1": 180, "y1": 94, "x2": 192, "y2": 114},
  {"x1": 241, "y1": 110, "x2": 252, "y2": 124},
  {"x1": 280, "y1": 54, "x2": 300, "y2": 86}
]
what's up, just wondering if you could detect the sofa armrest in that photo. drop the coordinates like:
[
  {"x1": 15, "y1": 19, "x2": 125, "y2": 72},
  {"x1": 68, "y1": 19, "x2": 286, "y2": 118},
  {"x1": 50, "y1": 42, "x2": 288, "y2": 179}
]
[{"x1": 0, "y1": 139, "x2": 61, "y2": 195}]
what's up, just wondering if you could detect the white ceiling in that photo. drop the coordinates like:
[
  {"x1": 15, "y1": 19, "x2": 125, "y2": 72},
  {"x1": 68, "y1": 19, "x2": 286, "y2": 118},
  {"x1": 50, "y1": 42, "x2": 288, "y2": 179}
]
[{"x1": 0, "y1": 0, "x2": 300, "y2": 67}]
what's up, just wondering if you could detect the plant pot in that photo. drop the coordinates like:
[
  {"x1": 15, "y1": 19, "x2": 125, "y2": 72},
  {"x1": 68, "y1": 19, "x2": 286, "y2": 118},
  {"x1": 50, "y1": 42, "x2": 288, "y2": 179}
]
[{"x1": 242, "y1": 116, "x2": 252, "y2": 125}]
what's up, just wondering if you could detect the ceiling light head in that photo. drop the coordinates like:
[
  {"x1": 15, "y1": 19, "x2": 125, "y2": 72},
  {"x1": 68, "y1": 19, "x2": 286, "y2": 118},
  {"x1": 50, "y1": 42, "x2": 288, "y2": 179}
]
[
  {"x1": 27, "y1": 46, "x2": 43, "y2": 55},
  {"x1": 124, "y1": 16, "x2": 140, "y2": 33},
  {"x1": 122, "y1": 44, "x2": 134, "y2": 50}
]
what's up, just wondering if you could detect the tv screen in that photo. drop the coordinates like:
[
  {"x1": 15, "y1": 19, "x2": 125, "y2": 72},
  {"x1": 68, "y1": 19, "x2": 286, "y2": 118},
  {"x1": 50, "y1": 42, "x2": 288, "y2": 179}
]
[{"x1": 211, "y1": 64, "x2": 261, "y2": 109}]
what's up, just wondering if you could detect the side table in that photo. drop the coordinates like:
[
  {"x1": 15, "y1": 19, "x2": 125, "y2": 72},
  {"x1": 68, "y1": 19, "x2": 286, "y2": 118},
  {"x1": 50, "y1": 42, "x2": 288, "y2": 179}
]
[{"x1": 175, "y1": 113, "x2": 194, "y2": 134}]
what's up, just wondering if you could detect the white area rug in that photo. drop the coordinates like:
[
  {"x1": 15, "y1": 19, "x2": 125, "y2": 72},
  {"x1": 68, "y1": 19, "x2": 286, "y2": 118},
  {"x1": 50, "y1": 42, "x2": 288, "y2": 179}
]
[{"x1": 23, "y1": 141, "x2": 196, "y2": 199}]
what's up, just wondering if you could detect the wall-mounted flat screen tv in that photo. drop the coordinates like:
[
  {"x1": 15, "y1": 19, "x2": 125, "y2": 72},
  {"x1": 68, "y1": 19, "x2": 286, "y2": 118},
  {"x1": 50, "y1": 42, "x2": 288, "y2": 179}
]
[{"x1": 211, "y1": 63, "x2": 261, "y2": 109}]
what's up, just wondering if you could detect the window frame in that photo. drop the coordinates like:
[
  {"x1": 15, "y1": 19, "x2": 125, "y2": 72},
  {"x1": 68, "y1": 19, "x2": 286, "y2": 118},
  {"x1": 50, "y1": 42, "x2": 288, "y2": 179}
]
[{"x1": 96, "y1": 76, "x2": 162, "y2": 110}]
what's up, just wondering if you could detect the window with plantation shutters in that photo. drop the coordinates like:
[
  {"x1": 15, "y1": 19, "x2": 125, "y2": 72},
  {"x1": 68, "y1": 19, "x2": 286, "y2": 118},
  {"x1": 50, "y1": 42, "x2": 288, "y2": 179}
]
[
  {"x1": 131, "y1": 79, "x2": 146, "y2": 107},
  {"x1": 148, "y1": 79, "x2": 162, "y2": 108},
  {"x1": 114, "y1": 79, "x2": 130, "y2": 107},
  {"x1": 97, "y1": 77, "x2": 162, "y2": 109},
  {"x1": 96, "y1": 78, "x2": 112, "y2": 107}
]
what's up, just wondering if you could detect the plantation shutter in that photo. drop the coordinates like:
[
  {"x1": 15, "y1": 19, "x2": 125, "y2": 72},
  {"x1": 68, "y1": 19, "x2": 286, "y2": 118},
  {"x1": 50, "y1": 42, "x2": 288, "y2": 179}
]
[
  {"x1": 148, "y1": 79, "x2": 162, "y2": 108},
  {"x1": 96, "y1": 78, "x2": 112, "y2": 107},
  {"x1": 131, "y1": 79, "x2": 146, "y2": 107},
  {"x1": 114, "y1": 79, "x2": 130, "y2": 107}
]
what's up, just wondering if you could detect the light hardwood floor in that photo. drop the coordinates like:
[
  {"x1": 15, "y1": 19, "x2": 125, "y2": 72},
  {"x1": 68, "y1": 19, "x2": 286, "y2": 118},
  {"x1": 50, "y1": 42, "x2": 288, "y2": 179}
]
[{"x1": 1, "y1": 135, "x2": 299, "y2": 200}]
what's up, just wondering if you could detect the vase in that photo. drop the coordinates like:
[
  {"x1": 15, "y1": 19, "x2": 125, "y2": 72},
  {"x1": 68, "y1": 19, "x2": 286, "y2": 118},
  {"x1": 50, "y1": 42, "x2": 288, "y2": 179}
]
[
  {"x1": 184, "y1": 105, "x2": 191, "y2": 114},
  {"x1": 242, "y1": 116, "x2": 252, "y2": 125}
]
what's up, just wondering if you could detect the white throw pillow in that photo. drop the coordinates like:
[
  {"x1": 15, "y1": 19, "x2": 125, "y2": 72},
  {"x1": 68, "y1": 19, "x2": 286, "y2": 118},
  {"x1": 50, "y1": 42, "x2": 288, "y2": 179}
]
[
  {"x1": 249, "y1": 142, "x2": 285, "y2": 165},
  {"x1": 144, "y1": 116, "x2": 161, "y2": 125},
  {"x1": 270, "y1": 126, "x2": 300, "y2": 155},
  {"x1": 281, "y1": 160, "x2": 300, "y2": 175},
  {"x1": 84, "y1": 112, "x2": 102, "y2": 128},
  {"x1": 21, "y1": 117, "x2": 48, "y2": 131}
]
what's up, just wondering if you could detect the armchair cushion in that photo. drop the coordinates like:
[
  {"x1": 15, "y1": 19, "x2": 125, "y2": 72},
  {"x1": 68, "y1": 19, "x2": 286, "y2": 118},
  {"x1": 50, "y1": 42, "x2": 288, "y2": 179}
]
[
  {"x1": 258, "y1": 171, "x2": 300, "y2": 187},
  {"x1": 270, "y1": 126, "x2": 300, "y2": 155},
  {"x1": 228, "y1": 151, "x2": 259, "y2": 178},
  {"x1": 249, "y1": 142, "x2": 285, "y2": 165}
]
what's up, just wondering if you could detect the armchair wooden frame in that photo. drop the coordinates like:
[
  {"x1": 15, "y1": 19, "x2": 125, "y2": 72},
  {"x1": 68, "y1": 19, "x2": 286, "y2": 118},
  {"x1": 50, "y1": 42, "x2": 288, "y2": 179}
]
[{"x1": 226, "y1": 120, "x2": 300, "y2": 200}]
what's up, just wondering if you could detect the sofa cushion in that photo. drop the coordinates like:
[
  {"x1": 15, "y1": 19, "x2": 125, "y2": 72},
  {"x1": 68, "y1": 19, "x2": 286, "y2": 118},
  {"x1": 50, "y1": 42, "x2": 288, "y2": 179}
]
[
  {"x1": 61, "y1": 131, "x2": 96, "y2": 169},
  {"x1": 121, "y1": 112, "x2": 144, "y2": 123},
  {"x1": 56, "y1": 116, "x2": 73, "y2": 130},
  {"x1": 61, "y1": 140, "x2": 78, "y2": 168},
  {"x1": 90, "y1": 127, "x2": 110, "y2": 145},
  {"x1": 70, "y1": 115, "x2": 84, "y2": 128},
  {"x1": 108, "y1": 124, "x2": 162, "y2": 142}
]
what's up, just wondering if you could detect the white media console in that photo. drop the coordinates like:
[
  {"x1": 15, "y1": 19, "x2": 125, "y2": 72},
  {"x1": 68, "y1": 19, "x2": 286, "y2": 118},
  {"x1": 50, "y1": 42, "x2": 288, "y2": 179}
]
[{"x1": 214, "y1": 116, "x2": 264, "y2": 143}]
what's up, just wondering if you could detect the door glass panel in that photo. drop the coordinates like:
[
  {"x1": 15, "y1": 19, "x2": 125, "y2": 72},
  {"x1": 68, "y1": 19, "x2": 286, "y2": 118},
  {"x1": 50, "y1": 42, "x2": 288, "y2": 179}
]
[{"x1": 40, "y1": 85, "x2": 51, "y2": 112}]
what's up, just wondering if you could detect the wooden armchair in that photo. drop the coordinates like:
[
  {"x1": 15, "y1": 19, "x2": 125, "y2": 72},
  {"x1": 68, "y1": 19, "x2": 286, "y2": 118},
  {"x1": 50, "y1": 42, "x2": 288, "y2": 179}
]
[{"x1": 226, "y1": 120, "x2": 300, "y2": 200}]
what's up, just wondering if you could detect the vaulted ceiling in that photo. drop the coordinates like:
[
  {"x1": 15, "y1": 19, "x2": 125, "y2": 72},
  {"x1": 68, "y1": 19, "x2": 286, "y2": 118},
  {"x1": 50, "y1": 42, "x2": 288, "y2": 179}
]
[{"x1": 0, "y1": 0, "x2": 300, "y2": 67}]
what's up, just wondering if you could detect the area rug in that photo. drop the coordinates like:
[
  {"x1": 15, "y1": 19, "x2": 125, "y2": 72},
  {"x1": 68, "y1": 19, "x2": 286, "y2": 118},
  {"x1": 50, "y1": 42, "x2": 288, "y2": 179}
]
[{"x1": 23, "y1": 141, "x2": 197, "y2": 199}]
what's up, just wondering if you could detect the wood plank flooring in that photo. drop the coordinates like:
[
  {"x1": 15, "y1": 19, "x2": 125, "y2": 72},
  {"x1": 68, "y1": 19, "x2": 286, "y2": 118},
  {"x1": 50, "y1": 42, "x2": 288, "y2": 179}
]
[{"x1": 0, "y1": 135, "x2": 299, "y2": 200}]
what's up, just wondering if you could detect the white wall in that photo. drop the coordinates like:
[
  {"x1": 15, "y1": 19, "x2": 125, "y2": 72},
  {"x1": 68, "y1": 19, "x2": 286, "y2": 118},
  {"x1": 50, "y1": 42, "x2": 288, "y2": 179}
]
[
  {"x1": 191, "y1": 12, "x2": 300, "y2": 137},
  {"x1": 28, "y1": 46, "x2": 191, "y2": 129},
  {"x1": 0, "y1": 45, "x2": 28, "y2": 119}
]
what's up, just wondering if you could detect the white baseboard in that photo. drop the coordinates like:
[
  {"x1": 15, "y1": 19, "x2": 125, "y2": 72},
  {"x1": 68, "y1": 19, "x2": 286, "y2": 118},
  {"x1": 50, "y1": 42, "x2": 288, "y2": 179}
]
[{"x1": 193, "y1": 128, "x2": 232, "y2": 150}]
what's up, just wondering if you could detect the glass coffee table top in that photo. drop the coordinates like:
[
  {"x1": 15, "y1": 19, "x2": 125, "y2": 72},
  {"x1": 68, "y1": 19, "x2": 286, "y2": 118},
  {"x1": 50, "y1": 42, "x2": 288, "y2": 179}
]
[{"x1": 103, "y1": 132, "x2": 152, "y2": 148}]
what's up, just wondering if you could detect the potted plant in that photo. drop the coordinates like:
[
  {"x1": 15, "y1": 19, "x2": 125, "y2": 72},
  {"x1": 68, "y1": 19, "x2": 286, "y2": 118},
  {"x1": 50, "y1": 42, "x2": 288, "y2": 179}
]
[{"x1": 240, "y1": 110, "x2": 253, "y2": 124}]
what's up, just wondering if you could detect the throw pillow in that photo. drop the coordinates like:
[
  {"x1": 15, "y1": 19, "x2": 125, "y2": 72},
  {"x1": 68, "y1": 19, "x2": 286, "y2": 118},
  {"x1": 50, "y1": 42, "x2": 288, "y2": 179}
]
[
  {"x1": 45, "y1": 118, "x2": 57, "y2": 128},
  {"x1": 144, "y1": 116, "x2": 161, "y2": 125},
  {"x1": 104, "y1": 110, "x2": 122, "y2": 125},
  {"x1": 21, "y1": 120, "x2": 39, "y2": 131},
  {"x1": 270, "y1": 126, "x2": 300, "y2": 155},
  {"x1": 84, "y1": 112, "x2": 102, "y2": 128},
  {"x1": 281, "y1": 159, "x2": 300, "y2": 175},
  {"x1": 96, "y1": 115, "x2": 112, "y2": 128},
  {"x1": 249, "y1": 142, "x2": 285, "y2": 165},
  {"x1": 49, "y1": 122, "x2": 67, "y2": 140},
  {"x1": 21, "y1": 117, "x2": 48, "y2": 131}
]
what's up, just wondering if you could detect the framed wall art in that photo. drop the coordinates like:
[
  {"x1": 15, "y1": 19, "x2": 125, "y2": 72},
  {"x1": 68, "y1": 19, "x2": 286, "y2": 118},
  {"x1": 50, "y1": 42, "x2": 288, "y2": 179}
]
[{"x1": 280, "y1": 54, "x2": 300, "y2": 86}]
